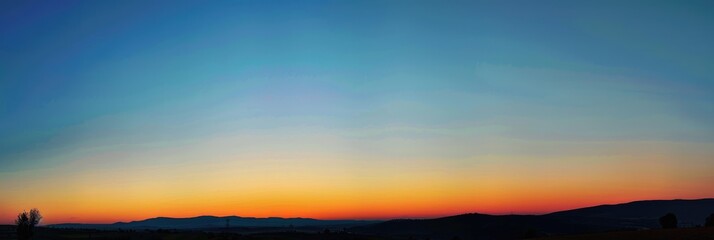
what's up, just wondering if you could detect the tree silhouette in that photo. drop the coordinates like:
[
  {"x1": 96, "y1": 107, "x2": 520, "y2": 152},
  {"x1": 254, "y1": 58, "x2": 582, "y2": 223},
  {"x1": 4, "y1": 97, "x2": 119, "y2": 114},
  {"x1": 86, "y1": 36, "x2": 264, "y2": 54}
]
[
  {"x1": 659, "y1": 213, "x2": 677, "y2": 229},
  {"x1": 706, "y1": 213, "x2": 714, "y2": 227},
  {"x1": 15, "y1": 209, "x2": 42, "y2": 240}
]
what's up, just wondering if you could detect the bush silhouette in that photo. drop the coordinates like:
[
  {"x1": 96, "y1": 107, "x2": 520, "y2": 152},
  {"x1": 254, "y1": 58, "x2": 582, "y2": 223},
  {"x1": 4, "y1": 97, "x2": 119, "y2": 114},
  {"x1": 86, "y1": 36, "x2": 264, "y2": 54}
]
[
  {"x1": 15, "y1": 209, "x2": 42, "y2": 240},
  {"x1": 706, "y1": 213, "x2": 714, "y2": 227},
  {"x1": 659, "y1": 213, "x2": 677, "y2": 229}
]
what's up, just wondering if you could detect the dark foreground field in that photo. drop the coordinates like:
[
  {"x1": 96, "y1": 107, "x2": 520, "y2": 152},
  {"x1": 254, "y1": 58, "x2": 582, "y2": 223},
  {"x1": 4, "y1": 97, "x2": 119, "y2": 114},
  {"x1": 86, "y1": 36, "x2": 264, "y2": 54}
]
[
  {"x1": 1, "y1": 225, "x2": 386, "y2": 240},
  {"x1": 539, "y1": 227, "x2": 714, "y2": 240},
  {"x1": 2, "y1": 225, "x2": 714, "y2": 240}
]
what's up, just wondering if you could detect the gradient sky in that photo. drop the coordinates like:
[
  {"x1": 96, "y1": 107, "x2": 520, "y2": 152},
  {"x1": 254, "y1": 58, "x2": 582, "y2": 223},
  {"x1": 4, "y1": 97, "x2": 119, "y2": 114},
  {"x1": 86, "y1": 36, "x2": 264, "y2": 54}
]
[{"x1": 1, "y1": 0, "x2": 714, "y2": 224}]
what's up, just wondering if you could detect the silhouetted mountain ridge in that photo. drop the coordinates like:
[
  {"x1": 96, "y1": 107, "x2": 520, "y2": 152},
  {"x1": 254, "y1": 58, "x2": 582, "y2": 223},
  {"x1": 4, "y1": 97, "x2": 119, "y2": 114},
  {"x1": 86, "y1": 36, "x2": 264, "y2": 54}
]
[
  {"x1": 350, "y1": 198, "x2": 714, "y2": 240},
  {"x1": 547, "y1": 198, "x2": 714, "y2": 225},
  {"x1": 51, "y1": 215, "x2": 378, "y2": 230}
]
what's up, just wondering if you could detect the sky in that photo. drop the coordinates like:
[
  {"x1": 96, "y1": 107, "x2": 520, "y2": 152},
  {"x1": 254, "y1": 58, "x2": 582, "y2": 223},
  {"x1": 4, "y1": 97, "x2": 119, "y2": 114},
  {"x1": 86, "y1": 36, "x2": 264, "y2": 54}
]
[{"x1": 1, "y1": 0, "x2": 714, "y2": 224}]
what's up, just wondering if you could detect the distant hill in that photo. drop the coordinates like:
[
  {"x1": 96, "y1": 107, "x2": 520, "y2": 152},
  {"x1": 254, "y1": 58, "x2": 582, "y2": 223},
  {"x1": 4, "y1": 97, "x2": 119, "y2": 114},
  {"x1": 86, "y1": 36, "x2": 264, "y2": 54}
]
[
  {"x1": 546, "y1": 198, "x2": 714, "y2": 228},
  {"x1": 351, "y1": 198, "x2": 714, "y2": 240},
  {"x1": 50, "y1": 216, "x2": 378, "y2": 230}
]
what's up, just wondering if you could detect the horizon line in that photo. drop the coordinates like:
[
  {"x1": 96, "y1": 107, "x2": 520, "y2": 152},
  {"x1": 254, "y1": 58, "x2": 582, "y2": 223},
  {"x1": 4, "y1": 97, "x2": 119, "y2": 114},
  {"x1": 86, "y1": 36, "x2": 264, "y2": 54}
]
[{"x1": 35, "y1": 197, "x2": 714, "y2": 226}]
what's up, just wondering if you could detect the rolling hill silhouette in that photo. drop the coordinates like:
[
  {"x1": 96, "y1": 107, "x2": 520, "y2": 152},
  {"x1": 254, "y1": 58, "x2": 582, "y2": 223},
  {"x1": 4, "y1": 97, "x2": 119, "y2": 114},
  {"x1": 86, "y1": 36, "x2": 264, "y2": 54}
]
[
  {"x1": 51, "y1": 216, "x2": 377, "y2": 230},
  {"x1": 350, "y1": 198, "x2": 714, "y2": 239},
  {"x1": 546, "y1": 198, "x2": 714, "y2": 228}
]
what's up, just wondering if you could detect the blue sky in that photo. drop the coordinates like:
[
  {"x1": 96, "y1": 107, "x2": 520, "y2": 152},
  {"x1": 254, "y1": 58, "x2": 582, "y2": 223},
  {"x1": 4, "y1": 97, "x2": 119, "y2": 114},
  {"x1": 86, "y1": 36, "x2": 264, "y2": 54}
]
[{"x1": 1, "y1": 0, "x2": 714, "y2": 222}]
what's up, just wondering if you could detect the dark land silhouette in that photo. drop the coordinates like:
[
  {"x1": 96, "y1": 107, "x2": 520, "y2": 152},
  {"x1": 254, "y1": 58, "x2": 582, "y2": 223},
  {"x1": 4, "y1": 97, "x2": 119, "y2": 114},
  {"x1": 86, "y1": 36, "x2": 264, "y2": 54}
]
[
  {"x1": 5, "y1": 198, "x2": 714, "y2": 240},
  {"x1": 50, "y1": 216, "x2": 377, "y2": 230},
  {"x1": 351, "y1": 199, "x2": 714, "y2": 239}
]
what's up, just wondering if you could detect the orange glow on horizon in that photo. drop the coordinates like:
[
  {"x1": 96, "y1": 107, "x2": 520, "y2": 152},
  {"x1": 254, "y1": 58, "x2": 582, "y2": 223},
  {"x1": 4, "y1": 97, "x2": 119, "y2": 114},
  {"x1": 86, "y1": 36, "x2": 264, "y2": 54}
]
[
  {"x1": 2, "y1": 141, "x2": 713, "y2": 225},
  {"x1": 2, "y1": 186, "x2": 712, "y2": 225}
]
